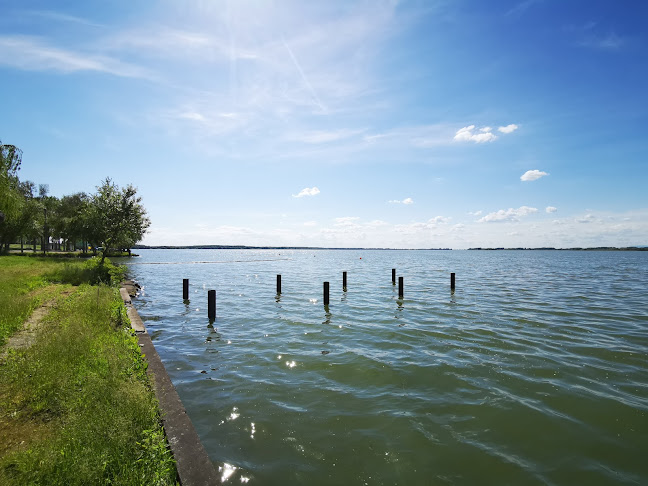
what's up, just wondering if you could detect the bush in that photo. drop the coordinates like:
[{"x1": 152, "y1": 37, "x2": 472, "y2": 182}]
[{"x1": 53, "y1": 257, "x2": 126, "y2": 286}]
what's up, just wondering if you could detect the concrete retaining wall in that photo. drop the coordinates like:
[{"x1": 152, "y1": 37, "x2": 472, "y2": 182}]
[{"x1": 121, "y1": 287, "x2": 220, "y2": 485}]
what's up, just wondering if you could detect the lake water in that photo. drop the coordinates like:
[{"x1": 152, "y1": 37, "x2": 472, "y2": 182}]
[{"x1": 120, "y1": 249, "x2": 648, "y2": 485}]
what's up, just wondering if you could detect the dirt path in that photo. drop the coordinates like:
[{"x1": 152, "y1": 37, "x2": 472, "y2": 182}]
[{"x1": 0, "y1": 288, "x2": 75, "y2": 362}]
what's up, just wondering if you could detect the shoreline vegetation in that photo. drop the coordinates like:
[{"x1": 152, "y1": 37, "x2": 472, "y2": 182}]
[
  {"x1": 132, "y1": 244, "x2": 648, "y2": 251},
  {"x1": 0, "y1": 255, "x2": 177, "y2": 485}
]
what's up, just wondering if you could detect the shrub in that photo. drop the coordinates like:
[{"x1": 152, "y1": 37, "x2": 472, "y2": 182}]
[{"x1": 53, "y1": 257, "x2": 125, "y2": 286}]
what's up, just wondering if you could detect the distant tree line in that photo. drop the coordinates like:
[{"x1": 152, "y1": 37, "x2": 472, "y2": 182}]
[{"x1": 0, "y1": 140, "x2": 150, "y2": 262}]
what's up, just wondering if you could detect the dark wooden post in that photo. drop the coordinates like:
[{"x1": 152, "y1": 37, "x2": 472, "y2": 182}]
[
  {"x1": 451, "y1": 273, "x2": 456, "y2": 291},
  {"x1": 392, "y1": 268, "x2": 396, "y2": 285},
  {"x1": 323, "y1": 282, "x2": 330, "y2": 306},
  {"x1": 398, "y1": 276, "x2": 404, "y2": 298},
  {"x1": 208, "y1": 290, "x2": 216, "y2": 320},
  {"x1": 183, "y1": 279, "x2": 189, "y2": 300},
  {"x1": 277, "y1": 275, "x2": 282, "y2": 294},
  {"x1": 343, "y1": 271, "x2": 347, "y2": 290}
]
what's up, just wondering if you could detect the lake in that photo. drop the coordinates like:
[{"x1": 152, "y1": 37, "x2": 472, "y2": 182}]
[{"x1": 120, "y1": 249, "x2": 648, "y2": 485}]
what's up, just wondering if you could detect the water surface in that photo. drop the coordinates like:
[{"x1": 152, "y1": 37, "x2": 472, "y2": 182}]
[{"x1": 122, "y1": 249, "x2": 648, "y2": 485}]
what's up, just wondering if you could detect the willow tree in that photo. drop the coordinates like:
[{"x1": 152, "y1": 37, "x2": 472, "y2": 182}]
[
  {"x1": 87, "y1": 178, "x2": 150, "y2": 263},
  {"x1": 0, "y1": 141, "x2": 23, "y2": 229}
]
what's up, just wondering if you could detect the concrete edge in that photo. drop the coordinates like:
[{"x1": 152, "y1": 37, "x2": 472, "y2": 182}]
[{"x1": 120, "y1": 287, "x2": 221, "y2": 486}]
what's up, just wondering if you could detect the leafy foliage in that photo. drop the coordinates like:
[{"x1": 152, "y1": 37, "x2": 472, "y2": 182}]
[
  {"x1": 0, "y1": 141, "x2": 23, "y2": 227},
  {"x1": 51, "y1": 257, "x2": 126, "y2": 286},
  {"x1": 86, "y1": 178, "x2": 150, "y2": 263},
  {"x1": 0, "y1": 141, "x2": 150, "y2": 255}
]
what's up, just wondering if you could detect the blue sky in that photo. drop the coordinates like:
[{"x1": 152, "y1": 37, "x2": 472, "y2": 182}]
[{"x1": 1, "y1": 0, "x2": 646, "y2": 248}]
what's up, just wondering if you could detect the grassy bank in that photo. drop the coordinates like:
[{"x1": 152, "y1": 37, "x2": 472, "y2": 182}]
[
  {"x1": 0, "y1": 257, "x2": 63, "y2": 346},
  {"x1": 0, "y1": 256, "x2": 177, "y2": 485}
]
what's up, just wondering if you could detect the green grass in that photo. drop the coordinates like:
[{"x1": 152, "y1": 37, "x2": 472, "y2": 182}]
[
  {"x1": 0, "y1": 256, "x2": 124, "y2": 345},
  {"x1": 0, "y1": 256, "x2": 62, "y2": 346},
  {"x1": 0, "y1": 257, "x2": 177, "y2": 485}
]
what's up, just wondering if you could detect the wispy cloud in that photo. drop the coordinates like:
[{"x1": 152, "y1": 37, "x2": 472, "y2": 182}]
[
  {"x1": 334, "y1": 216, "x2": 360, "y2": 227},
  {"x1": 0, "y1": 35, "x2": 151, "y2": 78},
  {"x1": 478, "y1": 206, "x2": 538, "y2": 223},
  {"x1": 579, "y1": 32, "x2": 625, "y2": 50},
  {"x1": 293, "y1": 187, "x2": 320, "y2": 198},
  {"x1": 546, "y1": 206, "x2": 557, "y2": 213},
  {"x1": 566, "y1": 21, "x2": 625, "y2": 51},
  {"x1": 506, "y1": 0, "x2": 543, "y2": 17},
  {"x1": 521, "y1": 169, "x2": 548, "y2": 181},
  {"x1": 395, "y1": 216, "x2": 451, "y2": 234},
  {"x1": 388, "y1": 198, "x2": 414, "y2": 205},
  {"x1": 26, "y1": 10, "x2": 104, "y2": 27},
  {"x1": 282, "y1": 38, "x2": 327, "y2": 113}
]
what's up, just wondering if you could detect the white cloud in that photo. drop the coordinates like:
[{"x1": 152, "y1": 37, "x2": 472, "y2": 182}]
[
  {"x1": 521, "y1": 170, "x2": 549, "y2": 181},
  {"x1": 478, "y1": 206, "x2": 538, "y2": 223},
  {"x1": 427, "y1": 216, "x2": 449, "y2": 224},
  {"x1": 293, "y1": 187, "x2": 320, "y2": 198},
  {"x1": 389, "y1": 197, "x2": 414, "y2": 205},
  {"x1": 334, "y1": 216, "x2": 360, "y2": 226},
  {"x1": 498, "y1": 124, "x2": 519, "y2": 134},
  {"x1": 453, "y1": 123, "x2": 518, "y2": 143},
  {"x1": 303, "y1": 221, "x2": 317, "y2": 226},
  {"x1": 366, "y1": 220, "x2": 389, "y2": 228},
  {"x1": 546, "y1": 206, "x2": 557, "y2": 213},
  {"x1": 0, "y1": 35, "x2": 151, "y2": 78},
  {"x1": 179, "y1": 112, "x2": 207, "y2": 122},
  {"x1": 468, "y1": 210, "x2": 483, "y2": 216},
  {"x1": 454, "y1": 125, "x2": 497, "y2": 143}
]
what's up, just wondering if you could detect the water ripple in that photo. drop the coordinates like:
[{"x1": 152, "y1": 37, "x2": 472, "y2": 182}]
[{"x1": 122, "y1": 249, "x2": 648, "y2": 485}]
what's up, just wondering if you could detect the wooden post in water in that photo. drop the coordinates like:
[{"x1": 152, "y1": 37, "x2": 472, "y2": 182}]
[
  {"x1": 277, "y1": 275, "x2": 282, "y2": 294},
  {"x1": 323, "y1": 282, "x2": 330, "y2": 306},
  {"x1": 392, "y1": 268, "x2": 396, "y2": 285},
  {"x1": 208, "y1": 290, "x2": 216, "y2": 320},
  {"x1": 451, "y1": 273, "x2": 456, "y2": 291},
  {"x1": 398, "y1": 276, "x2": 404, "y2": 299},
  {"x1": 183, "y1": 279, "x2": 189, "y2": 300},
  {"x1": 343, "y1": 271, "x2": 347, "y2": 290}
]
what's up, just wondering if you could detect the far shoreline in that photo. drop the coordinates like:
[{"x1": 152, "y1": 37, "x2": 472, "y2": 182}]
[{"x1": 133, "y1": 245, "x2": 648, "y2": 251}]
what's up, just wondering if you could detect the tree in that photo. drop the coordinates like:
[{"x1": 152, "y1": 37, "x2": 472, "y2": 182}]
[
  {"x1": 0, "y1": 141, "x2": 23, "y2": 236},
  {"x1": 52, "y1": 192, "x2": 89, "y2": 251},
  {"x1": 0, "y1": 180, "x2": 40, "y2": 251},
  {"x1": 88, "y1": 178, "x2": 150, "y2": 263}
]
